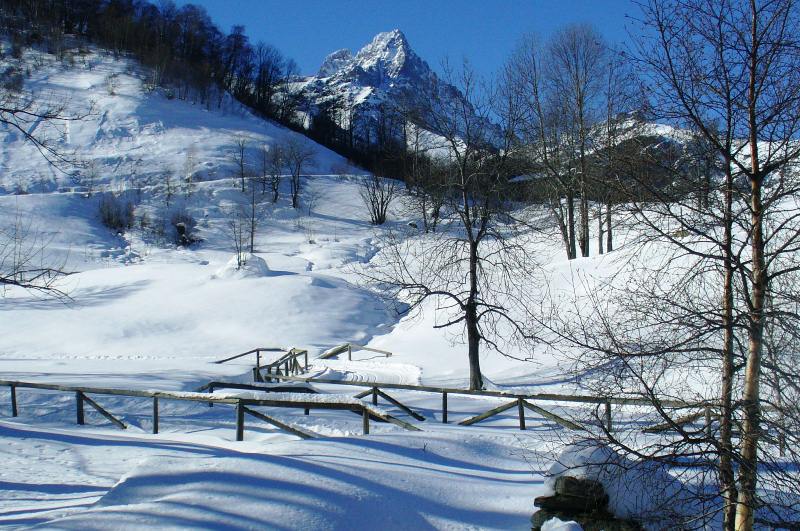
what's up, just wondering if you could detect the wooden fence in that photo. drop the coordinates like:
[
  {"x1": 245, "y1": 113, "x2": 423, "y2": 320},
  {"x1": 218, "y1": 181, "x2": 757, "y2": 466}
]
[
  {"x1": 0, "y1": 379, "x2": 419, "y2": 441},
  {"x1": 213, "y1": 347, "x2": 310, "y2": 383},
  {"x1": 262, "y1": 374, "x2": 705, "y2": 433}
]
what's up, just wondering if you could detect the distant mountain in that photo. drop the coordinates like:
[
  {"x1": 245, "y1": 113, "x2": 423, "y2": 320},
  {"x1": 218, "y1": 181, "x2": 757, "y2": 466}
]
[{"x1": 294, "y1": 30, "x2": 483, "y2": 151}]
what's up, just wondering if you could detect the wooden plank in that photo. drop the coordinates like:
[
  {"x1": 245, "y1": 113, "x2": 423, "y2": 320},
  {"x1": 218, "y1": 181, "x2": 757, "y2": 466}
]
[
  {"x1": 82, "y1": 393, "x2": 127, "y2": 430},
  {"x1": 76, "y1": 391, "x2": 84, "y2": 425},
  {"x1": 318, "y1": 343, "x2": 350, "y2": 360},
  {"x1": 364, "y1": 407, "x2": 423, "y2": 432},
  {"x1": 199, "y1": 382, "x2": 318, "y2": 394},
  {"x1": 214, "y1": 347, "x2": 285, "y2": 364},
  {"x1": 643, "y1": 410, "x2": 706, "y2": 433},
  {"x1": 0, "y1": 380, "x2": 241, "y2": 404},
  {"x1": 350, "y1": 343, "x2": 393, "y2": 357},
  {"x1": 242, "y1": 406, "x2": 317, "y2": 439},
  {"x1": 604, "y1": 401, "x2": 612, "y2": 432},
  {"x1": 260, "y1": 375, "x2": 693, "y2": 408},
  {"x1": 10, "y1": 385, "x2": 17, "y2": 417},
  {"x1": 522, "y1": 400, "x2": 585, "y2": 431},
  {"x1": 374, "y1": 389, "x2": 426, "y2": 421},
  {"x1": 518, "y1": 398, "x2": 526, "y2": 430},
  {"x1": 353, "y1": 389, "x2": 372, "y2": 399},
  {"x1": 152, "y1": 397, "x2": 159, "y2": 434},
  {"x1": 236, "y1": 401, "x2": 245, "y2": 441},
  {"x1": 459, "y1": 400, "x2": 518, "y2": 426}
]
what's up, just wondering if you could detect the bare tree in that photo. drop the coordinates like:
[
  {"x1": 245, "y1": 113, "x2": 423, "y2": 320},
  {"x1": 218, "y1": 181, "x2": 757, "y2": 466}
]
[
  {"x1": 0, "y1": 211, "x2": 69, "y2": 298},
  {"x1": 402, "y1": 124, "x2": 447, "y2": 232},
  {"x1": 359, "y1": 174, "x2": 397, "y2": 225},
  {"x1": 538, "y1": 1, "x2": 800, "y2": 529},
  {"x1": 230, "y1": 135, "x2": 250, "y2": 192},
  {"x1": 363, "y1": 61, "x2": 536, "y2": 390},
  {"x1": 266, "y1": 142, "x2": 283, "y2": 203},
  {"x1": 0, "y1": 80, "x2": 88, "y2": 170},
  {"x1": 284, "y1": 138, "x2": 314, "y2": 209},
  {"x1": 510, "y1": 27, "x2": 612, "y2": 259}
]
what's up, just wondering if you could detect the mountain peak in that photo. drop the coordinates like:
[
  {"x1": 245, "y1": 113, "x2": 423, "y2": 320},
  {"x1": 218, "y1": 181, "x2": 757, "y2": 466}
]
[
  {"x1": 354, "y1": 29, "x2": 417, "y2": 80},
  {"x1": 318, "y1": 48, "x2": 354, "y2": 77}
]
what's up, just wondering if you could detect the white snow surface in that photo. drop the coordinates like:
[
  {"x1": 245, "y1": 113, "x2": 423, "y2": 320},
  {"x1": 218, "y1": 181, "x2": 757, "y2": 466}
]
[
  {"x1": 0, "y1": 47, "x2": 560, "y2": 530},
  {"x1": 0, "y1": 44, "x2": 750, "y2": 530}
]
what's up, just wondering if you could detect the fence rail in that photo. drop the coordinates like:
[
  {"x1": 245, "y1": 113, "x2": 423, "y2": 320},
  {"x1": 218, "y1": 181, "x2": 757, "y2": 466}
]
[
  {"x1": 261, "y1": 374, "x2": 709, "y2": 432},
  {"x1": 0, "y1": 379, "x2": 419, "y2": 441}
]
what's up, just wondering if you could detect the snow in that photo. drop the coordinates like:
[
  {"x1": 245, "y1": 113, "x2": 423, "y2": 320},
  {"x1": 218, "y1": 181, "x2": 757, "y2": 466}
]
[
  {"x1": 541, "y1": 518, "x2": 583, "y2": 531},
  {"x1": 1, "y1": 41, "x2": 789, "y2": 531},
  {"x1": 28, "y1": 432, "x2": 537, "y2": 531},
  {"x1": 212, "y1": 253, "x2": 271, "y2": 279},
  {"x1": 546, "y1": 441, "x2": 699, "y2": 528},
  {"x1": 0, "y1": 46, "x2": 554, "y2": 529}
]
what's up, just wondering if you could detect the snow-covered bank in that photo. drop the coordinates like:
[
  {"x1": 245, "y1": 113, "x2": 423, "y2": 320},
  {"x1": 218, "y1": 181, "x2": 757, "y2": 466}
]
[{"x1": 28, "y1": 432, "x2": 540, "y2": 531}]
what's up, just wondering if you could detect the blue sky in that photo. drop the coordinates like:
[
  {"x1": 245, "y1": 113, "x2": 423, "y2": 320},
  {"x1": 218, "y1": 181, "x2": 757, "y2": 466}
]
[{"x1": 174, "y1": 0, "x2": 639, "y2": 78}]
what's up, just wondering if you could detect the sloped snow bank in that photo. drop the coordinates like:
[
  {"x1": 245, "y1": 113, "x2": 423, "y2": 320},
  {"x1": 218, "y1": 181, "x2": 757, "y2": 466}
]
[
  {"x1": 34, "y1": 432, "x2": 537, "y2": 530},
  {"x1": 545, "y1": 440, "x2": 700, "y2": 528},
  {"x1": 213, "y1": 253, "x2": 272, "y2": 279}
]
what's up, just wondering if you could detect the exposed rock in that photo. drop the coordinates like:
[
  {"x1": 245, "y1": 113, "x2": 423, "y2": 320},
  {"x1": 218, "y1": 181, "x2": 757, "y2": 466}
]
[{"x1": 531, "y1": 476, "x2": 643, "y2": 531}]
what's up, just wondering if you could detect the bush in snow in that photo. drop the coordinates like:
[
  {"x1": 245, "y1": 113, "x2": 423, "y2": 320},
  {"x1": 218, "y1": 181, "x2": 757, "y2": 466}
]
[
  {"x1": 169, "y1": 209, "x2": 197, "y2": 246},
  {"x1": 98, "y1": 193, "x2": 134, "y2": 232}
]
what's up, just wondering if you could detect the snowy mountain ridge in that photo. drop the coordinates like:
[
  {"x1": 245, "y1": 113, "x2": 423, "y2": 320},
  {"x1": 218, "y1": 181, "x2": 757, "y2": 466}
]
[{"x1": 297, "y1": 29, "x2": 472, "y2": 145}]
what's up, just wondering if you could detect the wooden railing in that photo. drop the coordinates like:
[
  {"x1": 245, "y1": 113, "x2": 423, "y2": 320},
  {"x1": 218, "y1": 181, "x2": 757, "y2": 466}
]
[
  {"x1": 257, "y1": 348, "x2": 309, "y2": 382},
  {"x1": 262, "y1": 374, "x2": 704, "y2": 432},
  {"x1": 318, "y1": 343, "x2": 392, "y2": 361},
  {"x1": 0, "y1": 379, "x2": 420, "y2": 441}
]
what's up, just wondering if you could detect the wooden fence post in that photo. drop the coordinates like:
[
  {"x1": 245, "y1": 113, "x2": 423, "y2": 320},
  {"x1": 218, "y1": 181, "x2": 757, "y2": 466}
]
[
  {"x1": 152, "y1": 397, "x2": 159, "y2": 434},
  {"x1": 348, "y1": 344, "x2": 352, "y2": 361},
  {"x1": 604, "y1": 401, "x2": 612, "y2": 432},
  {"x1": 372, "y1": 387, "x2": 378, "y2": 406},
  {"x1": 304, "y1": 351, "x2": 308, "y2": 371},
  {"x1": 236, "y1": 401, "x2": 245, "y2": 441},
  {"x1": 362, "y1": 407, "x2": 369, "y2": 435},
  {"x1": 442, "y1": 392, "x2": 448, "y2": 424},
  {"x1": 208, "y1": 385, "x2": 214, "y2": 407},
  {"x1": 76, "y1": 391, "x2": 85, "y2": 425},
  {"x1": 10, "y1": 385, "x2": 17, "y2": 417},
  {"x1": 517, "y1": 398, "x2": 526, "y2": 430},
  {"x1": 304, "y1": 407, "x2": 309, "y2": 415}
]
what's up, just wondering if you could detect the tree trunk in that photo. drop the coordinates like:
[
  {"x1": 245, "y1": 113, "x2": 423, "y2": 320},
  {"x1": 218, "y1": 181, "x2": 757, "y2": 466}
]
[
  {"x1": 567, "y1": 191, "x2": 577, "y2": 260},
  {"x1": 597, "y1": 203, "x2": 604, "y2": 255},
  {"x1": 735, "y1": 11, "x2": 764, "y2": 528},
  {"x1": 466, "y1": 305, "x2": 483, "y2": 391},
  {"x1": 736, "y1": 174, "x2": 764, "y2": 531},
  {"x1": 605, "y1": 201, "x2": 613, "y2": 252},
  {"x1": 720, "y1": 157, "x2": 737, "y2": 531},
  {"x1": 466, "y1": 240, "x2": 483, "y2": 391},
  {"x1": 579, "y1": 192, "x2": 589, "y2": 257}
]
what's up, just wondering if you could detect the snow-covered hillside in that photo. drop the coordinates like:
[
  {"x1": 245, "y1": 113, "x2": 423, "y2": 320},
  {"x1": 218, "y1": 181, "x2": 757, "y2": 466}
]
[
  {"x1": 2, "y1": 39, "x2": 755, "y2": 531},
  {"x1": 0, "y1": 44, "x2": 577, "y2": 530}
]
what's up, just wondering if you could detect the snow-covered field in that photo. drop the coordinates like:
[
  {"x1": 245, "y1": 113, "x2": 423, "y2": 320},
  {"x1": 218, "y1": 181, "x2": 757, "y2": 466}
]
[{"x1": 0, "y1": 48, "x2": 593, "y2": 529}]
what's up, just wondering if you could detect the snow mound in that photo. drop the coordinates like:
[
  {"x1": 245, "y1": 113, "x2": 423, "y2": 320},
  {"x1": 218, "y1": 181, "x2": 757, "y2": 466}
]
[
  {"x1": 547, "y1": 440, "x2": 699, "y2": 526},
  {"x1": 213, "y1": 254, "x2": 272, "y2": 279}
]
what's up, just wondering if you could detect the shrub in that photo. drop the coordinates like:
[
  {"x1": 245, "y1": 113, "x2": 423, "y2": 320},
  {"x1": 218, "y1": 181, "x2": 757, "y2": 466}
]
[
  {"x1": 169, "y1": 209, "x2": 197, "y2": 246},
  {"x1": 99, "y1": 193, "x2": 134, "y2": 231}
]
